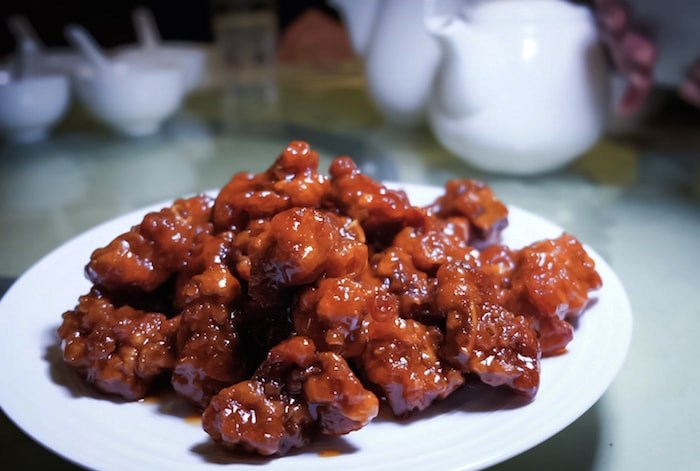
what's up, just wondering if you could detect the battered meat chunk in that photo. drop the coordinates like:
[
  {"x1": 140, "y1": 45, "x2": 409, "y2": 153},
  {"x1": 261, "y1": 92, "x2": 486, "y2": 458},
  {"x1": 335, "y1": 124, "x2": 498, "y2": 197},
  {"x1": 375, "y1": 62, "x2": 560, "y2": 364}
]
[
  {"x1": 508, "y1": 234, "x2": 603, "y2": 355},
  {"x1": 441, "y1": 302, "x2": 540, "y2": 397},
  {"x1": 58, "y1": 289, "x2": 179, "y2": 400},
  {"x1": 477, "y1": 237, "x2": 602, "y2": 356},
  {"x1": 434, "y1": 261, "x2": 540, "y2": 397},
  {"x1": 202, "y1": 337, "x2": 378, "y2": 455},
  {"x1": 328, "y1": 157, "x2": 423, "y2": 245},
  {"x1": 391, "y1": 214, "x2": 474, "y2": 274},
  {"x1": 172, "y1": 302, "x2": 247, "y2": 409},
  {"x1": 429, "y1": 179, "x2": 508, "y2": 248},
  {"x1": 372, "y1": 216, "x2": 476, "y2": 322},
  {"x1": 361, "y1": 318, "x2": 464, "y2": 417},
  {"x1": 246, "y1": 207, "x2": 368, "y2": 308},
  {"x1": 510, "y1": 233, "x2": 602, "y2": 319},
  {"x1": 293, "y1": 277, "x2": 370, "y2": 357},
  {"x1": 229, "y1": 218, "x2": 268, "y2": 282},
  {"x1": 478, "y1": 244, "x2": 517, "y2": 281},
  {"x1": 86, "y1": 195, "x2": 214, "y2": 294},
  {"x1": 293, "y1": 275, "x2": 399, "y2": 358},
  {"x1": 371, "y1": 247, "x2": 437, "y2": 322},
  {"x1": 434, "y1": 258, "x2": 502, "y2": 311},
  {"x1": 202, "y1": 379, "x2": 314, "y2": 456},
  {"x1": 171, "y1": 233, "x2": 247, "y2": 408},
  {"x1": 213, "y1": 141, "x2": 330, "y2": 232}
]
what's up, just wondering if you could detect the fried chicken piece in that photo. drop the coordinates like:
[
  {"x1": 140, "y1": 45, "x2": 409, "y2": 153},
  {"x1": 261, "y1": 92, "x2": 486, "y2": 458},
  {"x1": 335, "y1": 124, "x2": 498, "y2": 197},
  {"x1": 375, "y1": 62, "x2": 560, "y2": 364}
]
[
  {"x1": 246, "y1": 207, "x2": 368, "y2": 309},
  {"x1": 58, "y1": 289, "x2": 179, "y2": 400},
  {"x1": 508, "y1": 234, "x2": 602, "y2": 355},
  {"x1": 293, "y1": 275, "x2": 399, "y2": 357},
  {"x1": 434, "y1": 258, "x2": 502, "y2": 312},
  {"x1": 230, "y1": 218, "x2": 268, "y2": 282},
  {"x1": 259, "y1": 337, "x2": 379, "y2": 436},
  {"x1": 327, "y1": 156, "x2": 423, "y2": 245},
  {"x1": 478, "y1": 237, "x2": 602, "y2": 356},
  {"x1": 391, "y1": 213, "x2": 474, "y2": 274},
  {"x1": 86, "y1": 195, "x2": 214, "y2": 294},
  {"x1": 173, "y1": 232, "x2": 239, "y2": 309},
  {"x1": 213, "y1": 141, "x2": 330, "y2": 232},
  {"x1": 361, "y1": 318, "x2": 464, "y2": 417},
  {"x1": 202, "y1": 379, "x2": 314, "y2": 456},
  {"x1": 305, "y1": 350, "x2": 380, "y2": 435},
  {"x1": 428, "y1": 179, "x2": 508, "y2": 248},
  {"x1": 434, "y1": 261, "x2": 540, "y2": 396},
  {"x1": 170, "y1": 233, "x2": 247, "y2": 408},
  {"x1": 371, "y1": 247, "x2": 437, "y2": 322},
  {"x1": 441, "y1": 302, "x2": 540, "y2": 397},
  {"x1": 202, "y1": 337, "x2": 378, "y2": 455},
  {"x1": 371, "y1": 215, "x2": 476, "y2": 322},
  {"x1": 510, "y1": 233, "x2": 602, "y2": 319},
  {"x1": 172, "y1": 302, "x2": 247, "y2": 409}
]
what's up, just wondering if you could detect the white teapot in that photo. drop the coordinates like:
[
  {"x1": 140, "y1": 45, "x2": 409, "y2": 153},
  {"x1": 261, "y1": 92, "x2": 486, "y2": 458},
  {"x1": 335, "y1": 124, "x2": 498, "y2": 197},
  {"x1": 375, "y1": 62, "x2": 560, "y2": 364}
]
[
  {"x1": 331, "y1": 0, "x2": 456, "y2": 126},
  {"x1": 426, "y1": 0, "x2": 610, "y2": 174}
]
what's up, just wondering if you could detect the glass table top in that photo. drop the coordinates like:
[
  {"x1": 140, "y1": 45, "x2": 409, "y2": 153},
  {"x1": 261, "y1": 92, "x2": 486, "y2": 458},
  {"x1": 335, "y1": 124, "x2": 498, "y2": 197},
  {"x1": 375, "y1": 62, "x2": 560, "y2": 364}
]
[{"x1": 1, "y1": 63, "x2": 699, "y2": 470}]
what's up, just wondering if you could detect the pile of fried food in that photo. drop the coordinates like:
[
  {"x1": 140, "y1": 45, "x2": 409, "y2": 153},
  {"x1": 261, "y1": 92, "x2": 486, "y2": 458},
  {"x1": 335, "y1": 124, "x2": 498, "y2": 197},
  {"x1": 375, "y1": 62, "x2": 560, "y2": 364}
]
[{"x1": 58, "y1": 141, "x2": 602, "y2": 456}]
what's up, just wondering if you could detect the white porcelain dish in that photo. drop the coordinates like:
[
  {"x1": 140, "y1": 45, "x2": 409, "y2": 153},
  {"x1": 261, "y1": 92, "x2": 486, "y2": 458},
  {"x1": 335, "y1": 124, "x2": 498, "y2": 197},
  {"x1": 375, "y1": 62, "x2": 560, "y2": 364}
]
[
  {"x1": 115, "y1": 44, "x2": 206, "y2": 93},
  {"x1": 73, "y1": 63, "x2": 183, "y2": 137},
  {"x1": 0, "y1": 182, "x2": 632, "y2": 471},
  {"x1": 0, "y1": 72, "x2": 70, "y2": 143},
  {"x1": 66, "y1": 24, "x2": 184, "y2": 137},
  {"x1": 113, "y1": 7, "x2": 205, "y2": 92}
]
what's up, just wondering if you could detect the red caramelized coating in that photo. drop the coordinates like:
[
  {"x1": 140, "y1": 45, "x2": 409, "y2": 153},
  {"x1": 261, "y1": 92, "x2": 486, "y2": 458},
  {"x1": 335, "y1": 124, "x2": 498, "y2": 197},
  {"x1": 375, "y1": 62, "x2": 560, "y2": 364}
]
[
  {"x1": 174, "y1": 232, "x2": 240, "y2": 309},
  {"x1": 441, "y1": 301, "x2": 540, "y2": 397},
  {"x1": 510, "y1": 234, "x2": 602, "y2": 320},
  {"x1": 294, "y1": 277, "x2": 370, "y2": 357},
  {"x1": 58, "y1": 141, "x2": 604, "y2": 457},
  {"x1": 293, "y1": 274, "x2": 400, "y2": 358},
  {"x1": 429, "y1": 179, "x2": 508, "y2": 248},
  {"x1": 58, "y1": 289, "x2": 179, "y2": 400},
  {"x1": 508, "y1": 234, "x2": 602, "y2": 355},
  {"x1": 361, "y1": 318, "x2": 464, "y2": 417},
  {"x1": 391, "y1": 215, "x2": 474, "y2": 274},
  {"x1": 213, "y1": 141, "x2": 329, "y2": 232},
  {"x1": 433, "y1": 261, "x2": 540, "y2": 396},
  {"x1": 202, "y1": 337, "x2": 378, "y2": 455},
  {"x1": 86, "y1": 195, "x2": 214, "y2": 293},
  {"x1": 328, "y1": 157, "x2": 423, "y2": 244},
  {"x1": 246, "y1": 207, "x2": 367, "y2": 308},
  {"x1": 372, "y1": 247, "x2": 436, "y2": 321},
  {"x1": 171, "y1": 233, "x2": 247, "y2": 408},
  {"x1": 173, "y1": 302, "x2": 247, "y2": 409},
  {"x1": 202, "y1": 379, "x2": 314, "y2": 456}
]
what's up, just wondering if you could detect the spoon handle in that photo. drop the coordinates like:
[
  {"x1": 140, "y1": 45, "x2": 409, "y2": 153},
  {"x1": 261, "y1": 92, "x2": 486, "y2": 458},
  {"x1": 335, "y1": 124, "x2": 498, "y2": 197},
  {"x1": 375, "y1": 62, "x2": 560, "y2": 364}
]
[
  {"x1": 65, "y1": 24, "x2": 112, "y2": 75},
  {"x1": 133, "y1": 7, "x2": 161, "y2": 50},
  {"x1": 7, "y1": 15, "x2": 43, "y2": 50},
  {"x1": 7, "y1": 17, "x2": 45, "y2": 78}
]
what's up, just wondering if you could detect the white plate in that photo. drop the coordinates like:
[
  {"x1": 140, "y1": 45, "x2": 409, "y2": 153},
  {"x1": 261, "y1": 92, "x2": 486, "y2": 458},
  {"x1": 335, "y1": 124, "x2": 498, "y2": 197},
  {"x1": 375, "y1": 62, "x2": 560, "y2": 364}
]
[{"x1": 0, "y1": 182, "x2": 632, "y2": 471}]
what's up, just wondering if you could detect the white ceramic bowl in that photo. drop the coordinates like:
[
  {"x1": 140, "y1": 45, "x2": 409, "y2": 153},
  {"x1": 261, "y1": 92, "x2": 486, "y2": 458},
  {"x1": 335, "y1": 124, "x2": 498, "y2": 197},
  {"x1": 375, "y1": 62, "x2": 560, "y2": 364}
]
[
  {"x1": 114, "y1": 44, "x2": 206, "y2": 92},
  {"x1": 73, "y1": 63, "x2": 183, "y2": 136},
  {"x1": 0, "y1": 71, "x2": 70, "y2": 143}
]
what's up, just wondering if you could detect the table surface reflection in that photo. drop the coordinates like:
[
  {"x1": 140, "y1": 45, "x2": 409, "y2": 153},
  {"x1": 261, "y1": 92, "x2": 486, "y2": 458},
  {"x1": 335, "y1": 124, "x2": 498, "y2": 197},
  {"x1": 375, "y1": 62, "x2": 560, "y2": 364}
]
[{"x1": 1, "y1": 63, "x2": 699, "y2": 471}]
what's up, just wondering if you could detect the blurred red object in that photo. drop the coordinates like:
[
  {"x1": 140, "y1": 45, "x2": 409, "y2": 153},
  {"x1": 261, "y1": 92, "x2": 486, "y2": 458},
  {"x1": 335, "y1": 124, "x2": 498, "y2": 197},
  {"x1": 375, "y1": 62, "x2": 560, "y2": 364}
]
[{"x1": 277, "y1": 9, "x2": 356, "y2": 65}]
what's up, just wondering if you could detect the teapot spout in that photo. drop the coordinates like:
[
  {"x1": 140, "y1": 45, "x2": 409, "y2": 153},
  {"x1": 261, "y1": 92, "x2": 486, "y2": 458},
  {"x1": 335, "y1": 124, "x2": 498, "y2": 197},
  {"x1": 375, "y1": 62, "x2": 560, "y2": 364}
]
[
  {"x1": 425, "y1": 11, "x2": 497, "y2": 118},
  {"x1": 329, "y1": 0, "x2": 380, "y2": 56}
]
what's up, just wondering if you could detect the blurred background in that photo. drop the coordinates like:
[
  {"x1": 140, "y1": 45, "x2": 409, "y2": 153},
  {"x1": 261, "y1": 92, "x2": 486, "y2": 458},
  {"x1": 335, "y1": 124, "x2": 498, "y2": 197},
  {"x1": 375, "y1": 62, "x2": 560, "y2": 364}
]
[{"x1": 0, "y1": 0, "x2": 349, "y2": 62}]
